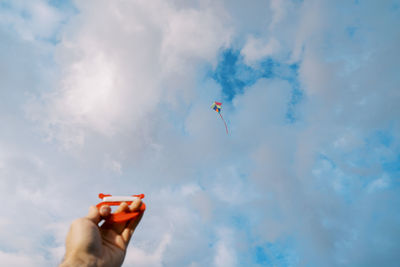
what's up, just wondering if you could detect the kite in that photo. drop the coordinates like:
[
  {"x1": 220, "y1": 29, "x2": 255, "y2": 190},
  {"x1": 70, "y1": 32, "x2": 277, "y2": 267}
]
[{"x1": 211, "y1": 101, "x2": 228, "y2": 134}]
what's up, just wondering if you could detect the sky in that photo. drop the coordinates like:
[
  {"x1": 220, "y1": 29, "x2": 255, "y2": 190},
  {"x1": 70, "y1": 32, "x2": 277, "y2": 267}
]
[{"x1": 0, "y1": 0, "x2": 399, "y2": 266}]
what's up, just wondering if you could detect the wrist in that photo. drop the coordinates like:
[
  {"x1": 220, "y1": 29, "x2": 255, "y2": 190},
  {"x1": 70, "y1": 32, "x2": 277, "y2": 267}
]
[{"x1": 59, "y1": 253, "x2": 100, "y2": 267}]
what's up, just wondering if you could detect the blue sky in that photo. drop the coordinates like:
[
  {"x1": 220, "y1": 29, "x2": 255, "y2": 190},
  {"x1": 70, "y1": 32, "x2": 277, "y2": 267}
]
[{"x1": 0, "y1": 0, "x2": 399, "y2": 266}]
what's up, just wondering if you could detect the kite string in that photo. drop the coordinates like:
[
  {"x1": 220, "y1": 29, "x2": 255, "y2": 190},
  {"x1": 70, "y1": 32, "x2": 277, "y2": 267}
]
[{"x1": 219, "y1": 112, "x2": 229, "y2": 134}]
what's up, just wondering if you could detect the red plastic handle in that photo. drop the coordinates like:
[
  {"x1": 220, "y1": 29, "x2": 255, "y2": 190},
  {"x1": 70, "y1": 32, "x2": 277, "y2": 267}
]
[{"x1": 96, "y1": 193, "x2": 146, "y2": 223}]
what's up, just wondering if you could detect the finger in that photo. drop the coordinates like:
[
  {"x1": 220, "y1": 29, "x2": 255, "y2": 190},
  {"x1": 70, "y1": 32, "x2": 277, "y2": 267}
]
[
  {"x1": 106, "y1": 202, "x2": 130, "y2": 234},
  {"x1": 87, "y1": 205, "x2": 111, "y2": 224},
  {"x1": 121, "y1": 199, "x2": 144, "y2": 243},
  {"x1": 99, "y1": 205, "x2": 111, "y2": 218},
  {"x1": 86, "y1": 206, "x2": 101, "y2": 224},
  {"x1": 111, "y1": 199, "x2": 141, "y2": 234},
  {"x1": 129, "y1": 198, "x2": 142, "y2": 212},
  {"x1": 121, "y1": 211, "x2": 144, "y2": 244},
  {"x1": 115, "y1": 202, "x2": 129, "y2": 213}
]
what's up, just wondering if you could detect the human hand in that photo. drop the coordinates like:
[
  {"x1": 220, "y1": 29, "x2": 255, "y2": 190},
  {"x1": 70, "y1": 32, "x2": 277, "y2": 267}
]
[{"x1": 59, "y1": 199, "x2": 144, "y2": 267}]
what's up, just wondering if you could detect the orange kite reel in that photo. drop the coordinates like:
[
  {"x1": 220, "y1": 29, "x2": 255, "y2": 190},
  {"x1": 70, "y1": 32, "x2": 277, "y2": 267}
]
[{"x1": 96, "y1": 193, "x2": 146, "y2": 223}]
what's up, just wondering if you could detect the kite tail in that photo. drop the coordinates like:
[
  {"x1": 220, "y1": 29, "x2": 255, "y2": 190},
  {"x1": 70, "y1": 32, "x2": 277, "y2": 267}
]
[{"x1": 219, "y1": 113, "x2": 229, "y2": 135}]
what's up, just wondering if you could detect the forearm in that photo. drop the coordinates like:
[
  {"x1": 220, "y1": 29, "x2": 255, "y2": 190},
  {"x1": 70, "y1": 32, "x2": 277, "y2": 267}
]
[{"x1": 59, "y1": 253, "x2": 100, "y2": 267}]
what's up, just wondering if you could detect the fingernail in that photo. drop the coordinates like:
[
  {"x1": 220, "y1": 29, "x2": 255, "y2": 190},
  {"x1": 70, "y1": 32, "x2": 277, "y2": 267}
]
[{"x1": 100, "y1": 206, "x2": 110, "y2": 213}]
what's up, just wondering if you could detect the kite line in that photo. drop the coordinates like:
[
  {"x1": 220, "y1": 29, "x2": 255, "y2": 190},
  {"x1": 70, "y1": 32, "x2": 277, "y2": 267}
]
[
  {"x1": 219, "y1": 112, "x2": 228, "y2": 134},
  {"x1": 211, "y1": 101, "x2": 229, "y2": 135}
]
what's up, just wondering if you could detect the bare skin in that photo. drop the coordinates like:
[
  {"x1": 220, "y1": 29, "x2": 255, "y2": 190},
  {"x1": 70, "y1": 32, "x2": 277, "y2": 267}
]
[{"x1": 59, "y1": 199, "x2": 144, "y2": 267}]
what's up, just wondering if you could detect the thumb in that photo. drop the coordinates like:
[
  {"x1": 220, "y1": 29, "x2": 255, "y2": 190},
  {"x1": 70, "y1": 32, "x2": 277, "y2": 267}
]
[{"x1": 86, "y1": 205, "x2": 111, "y2": 224}]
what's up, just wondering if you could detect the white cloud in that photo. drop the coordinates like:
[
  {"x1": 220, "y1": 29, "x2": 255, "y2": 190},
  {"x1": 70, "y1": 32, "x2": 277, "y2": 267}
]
[
  {"x1": 27, "y1": 0, "x2": 233, "y2": 154},
  {"x1": 241, "y1": 36, "x2": 280, "y2": 65},
  {"x1": 367, "y1": 175, "x2": 390, "y2": 193},
  {"x1": 0, "y1": 251, "x2": 46, "y2": 267},
  {"x1": 214, "y1": 228, "x2": 237, "y2": 267},
  {"x1": 0, "y1": 0, "x2": 65, "y2": 41},
  {"x1": 161, "y1": 6, "x2": 232, "y2": 71},
  {"x1": 269, "y1": 0, "x2": 286, "y2": 29},
  {"x1": 124, "y1": 234, "x2": 171, "y2": 267}
]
